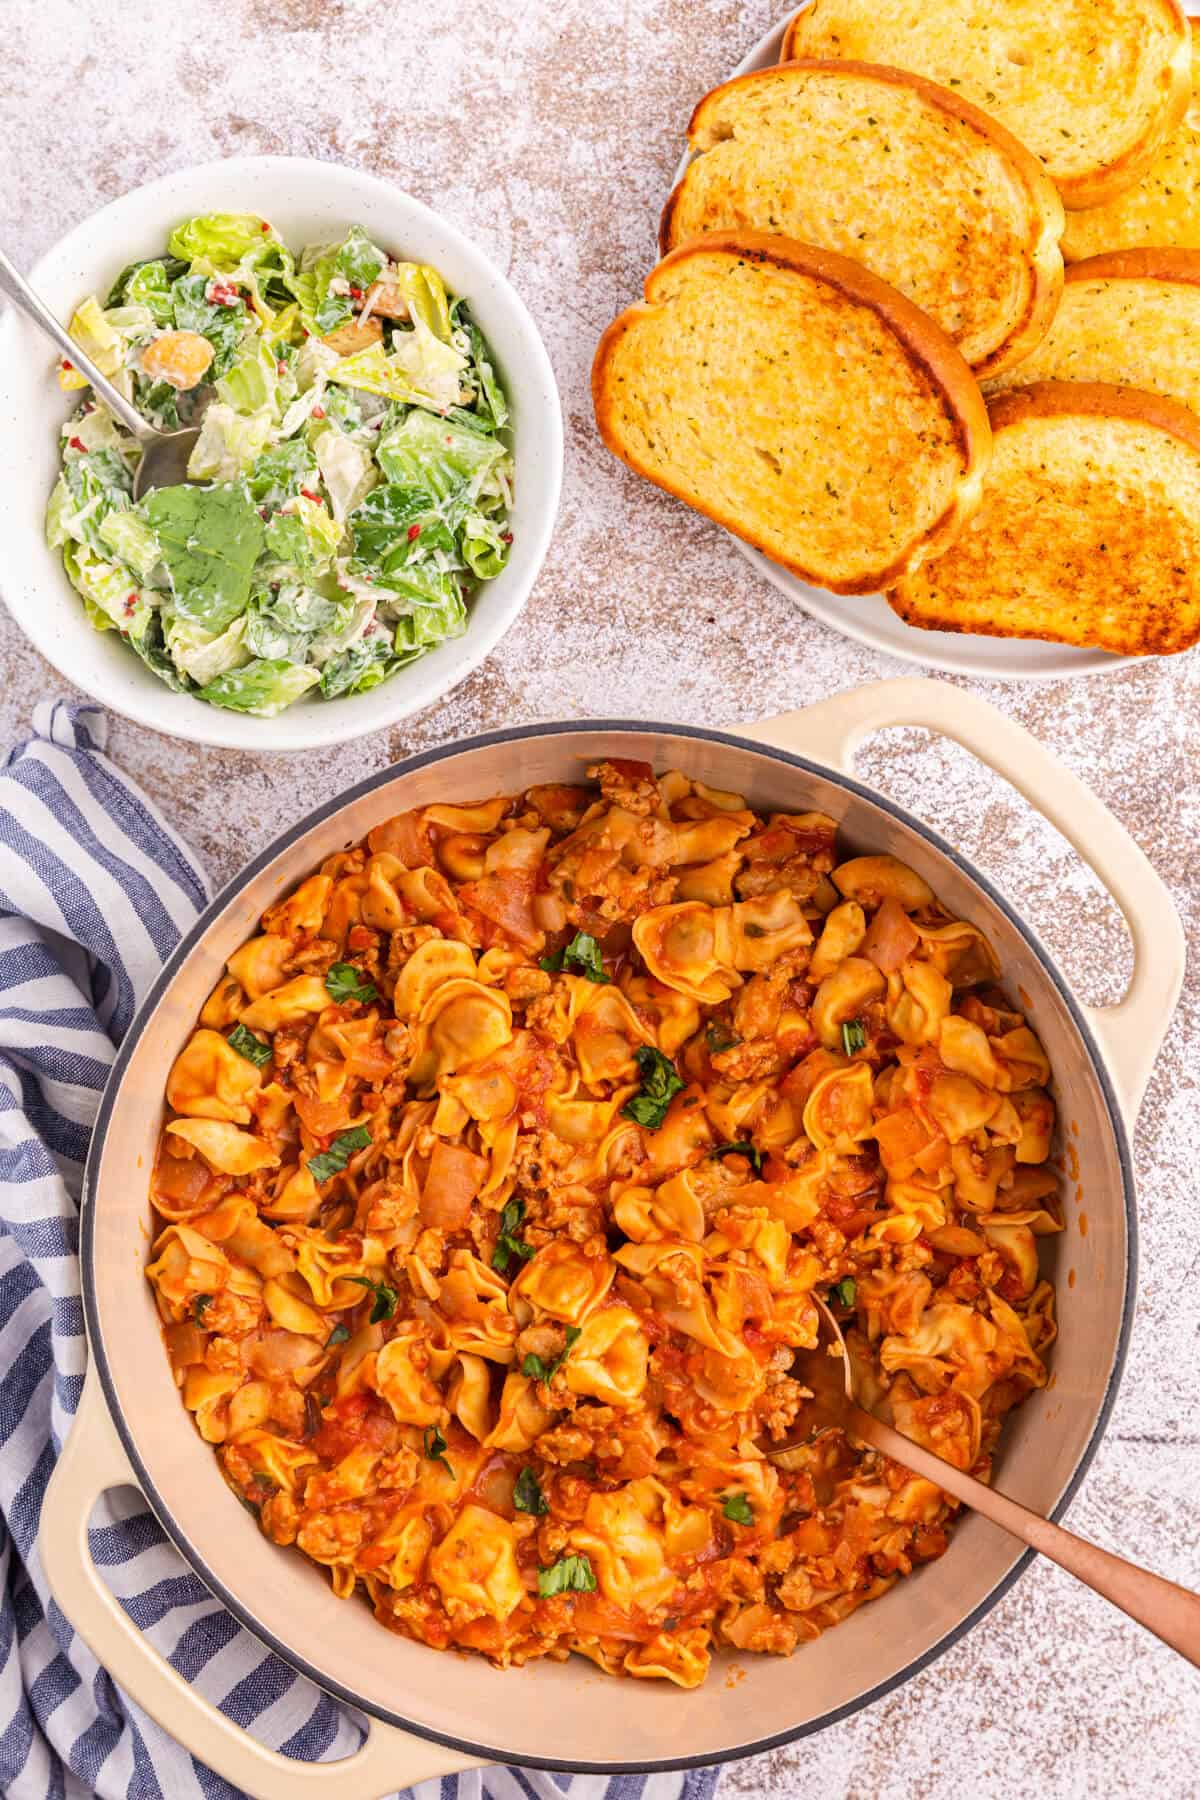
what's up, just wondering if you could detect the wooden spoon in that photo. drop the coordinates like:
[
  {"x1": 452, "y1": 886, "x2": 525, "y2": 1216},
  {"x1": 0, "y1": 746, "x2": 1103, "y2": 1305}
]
[{"x1": 770, "y1": 1296, "x2": 1200, "y2": 1666}]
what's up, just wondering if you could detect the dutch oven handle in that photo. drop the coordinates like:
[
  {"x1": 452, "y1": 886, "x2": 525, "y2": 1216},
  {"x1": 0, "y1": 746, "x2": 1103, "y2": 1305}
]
[
  {"x1": 747, "y1": 677, "x2": 1184, "y2": 1124},
  {"x1": 39, "y1": 1372, "x2": 482, "y2": 1798}
]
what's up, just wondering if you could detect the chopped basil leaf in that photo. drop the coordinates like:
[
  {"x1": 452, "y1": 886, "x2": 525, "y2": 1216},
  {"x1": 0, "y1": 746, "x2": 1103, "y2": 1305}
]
[
  {"x1": 513, "y1": 1466, "x2": 549, "y2": 1515},
  {"x1": 522, "y1": 1325, "x2": 581, "y2": 1385},
  {"x1": 193, "y1": 1293, "x2": 213, "y2": 1322},
  {"x1": 831, "y1": 1277, "x2": 857, "y2": 1309},
  {"x1": 423, "y1": 1424, "x2": 452, "y2": 1472},
  {"x1": 841, "y1": 1019, "x2": 867, "y2": 1055},
  {"x1": 307, "y1": 1124, "x2": 371, "y2": 1184},
  {"x1": 326, "y1": 1323, "x2": 351, "y2": 1347},
  {"x1": 722, "y1": 1492, "x2": 753, "y2": 1527},
  {"x1": 492, "y1": 1197, "x2": 535, "y2": 1273},
  {"x1": 710, "y1": 1141, "x2": 763, "y2": 1175},
  {"x1": 537, "y1": 1552, "x2": 596, "y2": 1597},
  {"x1": 539, "y1": 930, "x2": 610, "y2": 984},
  {"x1": 227, "y1": 1023, "x2": 272, "y2": 1067},
  {"x1": 324, "y1": 961, "x2": 378, "y2": 1004},
  {"x1": 705, "y1": 1021, "x2": 741, "y2": 1054},
  {"x1": 621, "y1": 1045, "x2": 685, "y2": 1131},
  {"x1": 346, "y1": 1273, "x2": 397, "y2": 1323}
]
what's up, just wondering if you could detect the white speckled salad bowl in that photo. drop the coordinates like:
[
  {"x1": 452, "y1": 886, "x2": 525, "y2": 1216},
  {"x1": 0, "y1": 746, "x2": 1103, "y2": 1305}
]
[{"x1": 0, "y1": 156, "x2": 563, "y2": 750}]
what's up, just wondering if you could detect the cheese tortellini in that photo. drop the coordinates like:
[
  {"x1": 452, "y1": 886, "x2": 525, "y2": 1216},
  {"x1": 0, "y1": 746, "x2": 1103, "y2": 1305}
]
[{"x1": 148, "y1": 757, "x2": 1061, "y2": 1689}]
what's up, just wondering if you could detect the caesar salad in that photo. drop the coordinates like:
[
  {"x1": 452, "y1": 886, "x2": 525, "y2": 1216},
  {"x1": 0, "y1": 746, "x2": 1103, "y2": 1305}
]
[{"x1": 45, "y1": 214, "x2": 513, "y2": 715}]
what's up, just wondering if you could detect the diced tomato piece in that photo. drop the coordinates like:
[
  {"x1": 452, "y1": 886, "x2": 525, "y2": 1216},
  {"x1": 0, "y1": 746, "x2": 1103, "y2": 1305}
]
[
  {"x1": 861, "y1": 897, "x2": 921, "y2": 975},
  {"x1": 457, "y1": 871, "x2": 539, "y2": 949},
  {"x1": 294, "y1": 1093, "x2": 354, "y2": 1138},
  {"x1": 421, "y1": 1140, "x2": 487, "y2": 1229}
]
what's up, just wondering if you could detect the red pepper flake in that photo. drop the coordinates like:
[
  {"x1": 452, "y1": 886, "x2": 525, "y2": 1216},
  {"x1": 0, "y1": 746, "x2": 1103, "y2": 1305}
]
[
  {"x1": 68, "y1": 436, "x2": 87, "y2": 453},
  {"x1": 206, "y1": 279, "x2": 240, "y2": 308},
  {"x1": 60, "y1": 358, "x2": 73, "y2": 371},
  {"x1": 311, "y1": 405, "x2": 325, "y2": 419},
  {"x1": 348, "y1": 285, "x2": 364, "y2": 299},
  {"x1": 501, "y1": 531, "x2": 513, "y2": 544},
  {"x1": 300, "y1": 487, "x2": 322, "y2": 504},
  {"x1": 302, "y1": 326, "x2": 311, "y2": 338},
  {"x1": 260, "y1": 220, "x2": 271, "y2": 233},
  {"x1": 276, "y1": 361, "x2": 287, "y2": 376},
  {"x1": 258, "y1": 507, "x2": 270, "y2": 520},
  {"x1": 123, "y1": 594, "x2": 137, "y2": 616},
  {"x1": 407, "y1": 523, "x2": 421, "y2": 541}
]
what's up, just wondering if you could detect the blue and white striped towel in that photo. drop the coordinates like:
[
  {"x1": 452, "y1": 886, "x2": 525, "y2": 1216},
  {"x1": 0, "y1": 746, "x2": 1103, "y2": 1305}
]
[{"x1": 0, "y1": 701, "x2": 724, "y2": 1800}]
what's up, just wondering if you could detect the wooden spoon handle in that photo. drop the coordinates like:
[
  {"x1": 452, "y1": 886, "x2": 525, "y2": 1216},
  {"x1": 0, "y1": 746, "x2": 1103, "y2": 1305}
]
[{"x1": 851, "y1": 1404, "x2": 1200, "y2": 1668}]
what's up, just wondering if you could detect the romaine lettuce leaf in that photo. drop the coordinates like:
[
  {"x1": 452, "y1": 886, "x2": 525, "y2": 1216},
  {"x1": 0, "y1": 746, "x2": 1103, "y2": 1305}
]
[
  {"x1": 320, "y1": 383, "x2": 393, "y2": 441},
  {"x1": 247, "y1": 438, "x2": 318, "y2": 505},
  {"x1": 387, "y1": 264, "x2": 454, "y2": 341},
  {"x1": 318, "y1": 632, "x2": 394, "y2": 697},
  {"x1": 171, "y1": 274, "x2": 249, "y2": 377},
  {"x1": 375, "y1": 408, "x2": 506, "y2": 515},
  {"x1": 59, "y1": 447, "x2": 133, "y2": 551},
  {"x1": 313, "y1": 427, "x2": 378, "y2": 521},
  {"x1": 64, "y1": 405, "x2": 138, "y2": 461},
  {"x1": 264, "y1": 496, "x2": 341, "y2": 573},
  {"x1": 198, "y1": 658, "x2": 320, "y2": 716},
  {"x1": 106, "y1": 255, "x2": 188, "y2": 312},
  {"x1": 326, "y1": 322, "x2": 465, "y2": 412},
  {"x1": 392, "y1": 585, "x2": 467, "y2": 650},
  {"x1": 307, "y1": 592, "x2": 375, "y2": 662},
  {"x1": 167, "y1": 613, "x2": 251, "y2": 684},
  {"x1": 66, "y1": 298, "x2": 124, "y2": 378},
  {"x1": 459, "y1": 309, "x2": 509, "y2": 429},
  {"x1": 347, "y1": 483, "x2": 435, "y2": 561},
  {"x1": 375, "y1": 559, "x2": 463, "y2": 612},
  {"x1": 295, "y1": 337, "x2": 341, "y2": 393},
  {"x1": 45, "y1": 478, "x2": 72, "y2": 549},
  {"x1": 187, "y1": 403, "x2": 275, "y2": 481},
  {"x1": 142, "y1": 484, "x2": 264, "y2": 631},
  {"x1": 121, "y1": 261, "x2": 181, "y2": 326},
  {"x1": 216, "y1": 339, "x2": 287, "y2": 415},
  {"x1": 133, "y1": 376, "x2": 181, "y2": 432},
  {"x1": 129, "y1": 610, "x2": 192, "y2": 691},
  {"x1": 168, "y1": 214, "x2": 283, "y2": 273},
  {"x1": 288, "y1": 227, "x2": 387, "y2": 335},
  {"x1": 63, "y1": 543, "x2": 152, "y2": 635},
  {"x1": 461, "y1": 510, "x2": 511, "y2": 580},
  {"x1": 245, "y1": 583, "x2": 339, "y2": 662},
  {"x1": 98, "y1": 508, "x2": 163, "y2": 581}
]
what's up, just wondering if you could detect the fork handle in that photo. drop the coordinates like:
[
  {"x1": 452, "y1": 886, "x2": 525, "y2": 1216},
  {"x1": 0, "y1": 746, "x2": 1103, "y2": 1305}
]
[
  {"x1": 850, "y1": 1403, "x2": 1200, "y2": 1668},
  {"x1": 0, "y1": 245, "x2": 153, "y2": 440}
]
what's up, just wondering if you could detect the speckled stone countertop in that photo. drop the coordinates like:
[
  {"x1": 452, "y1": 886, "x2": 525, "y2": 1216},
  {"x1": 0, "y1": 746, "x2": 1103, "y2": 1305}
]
[{"x1": 3, "y1": 0, "x2": 1199, "y2": 1792}]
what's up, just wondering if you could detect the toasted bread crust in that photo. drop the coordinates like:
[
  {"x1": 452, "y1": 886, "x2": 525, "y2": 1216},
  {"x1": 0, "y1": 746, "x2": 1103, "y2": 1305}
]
[
  {"x1": 982, "y1": 253, "x2": 1200, "y2": 413},
  {"x1": 1063, "y1": 247, "x2": 1200, "y2": 287},
  {"x1": 658, "y1": 59, "x2": 1064, "y2": 377},
  {"x1": 781, "y1": 0, "x2": 1192, "y2": 209},
  {"x1": 592, "y1": 232, "x2": 990, "y2": 594},
  {"x1": 984, "y1": 377, "x2": 1200, "y2": 449},
  {"x1": 1061, "y1": 44, "x2": 1200, "y2": 261},
  {"x1": 889, "y1": 379, "x2": 1200, "y2": 654}
]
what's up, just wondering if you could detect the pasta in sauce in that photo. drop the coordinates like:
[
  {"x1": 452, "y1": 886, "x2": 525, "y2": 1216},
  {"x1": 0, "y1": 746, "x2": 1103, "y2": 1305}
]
[{"x1": 147, "y1": 758, "x2": 1061, "y2": 1688}]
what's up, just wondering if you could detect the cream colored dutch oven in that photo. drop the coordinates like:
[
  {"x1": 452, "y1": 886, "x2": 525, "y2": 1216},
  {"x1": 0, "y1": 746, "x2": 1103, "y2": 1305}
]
[{"x1": 40, "y1": 678, "x2": 1183, "y2": 1796}]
